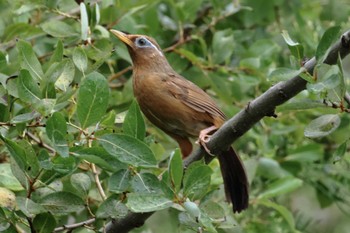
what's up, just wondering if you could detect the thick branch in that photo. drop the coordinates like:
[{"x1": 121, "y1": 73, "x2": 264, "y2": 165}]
[
  {"x1": 185, "y1": 29, "x2": 350, "y2": 165},
  {"x1": 106, "y1": 30, "x2": 350, "y2": 233}
]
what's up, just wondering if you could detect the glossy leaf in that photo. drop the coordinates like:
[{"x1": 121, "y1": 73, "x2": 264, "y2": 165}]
[
  {"x1": 41, "y1": 20, "x2": 78, "y2": 37},
  {"x1": 0, "y1": 136, "x2": 40, "y2": 180},
  {"x1": 18, "y1": 69, "x2": 41, "y2": 103},
  {"x1": 131, "y1": 173, "x2": 163, "y2": 193},
  {"x1": 126, "y1": 193, "x2": 173, "y2": 213},
  {"x1": 73, "y1": 47, "x2": 88, "y2": 73},
  {"x1": 0, "y1": 164, "x2": 22, "y2": 191},
  {"x1": 80, "y1": 2, "x2": 89, "y2": 41},
  {"x1": 16, "y1": 40, "x2": 43, "y2": 81},
  {"x1": 46, "y1": 112, "x2": 68, "y2": 157},
  {"x1": 71, "y1": 173, "x2": 91, "y2": 196},
  {"x1": 304, "y1": 114, "x2": 340, "y2": 138},
  {"x1": 45, "y1": 59, "x2": 75, "y2": 92},
  {"x1": 109, "y1": 169, "x2": 131, "y2": 193},
  {"x1": 96, "y1": 195, "x2": 128, "y2": 219},
  {"x1": 77, "y1": 72, "x2": 109, "y2": 128},
  {"x1": 39, "y1": 191, "x2": 85, "y2": 214},
  {"x1": 269, "y1": 67, "x2": 306, "y2": 82},
  {"x1": 281, "y1": 30, "x2": 304, "y2": 60},
  {"x1": 168, "y1": 149, "x2": 183, "y2": 192},
  {"x1": 183, "y1": 161, "x2": 212, "y2": 200},
  {"x1": 33, "y1": 212, "x2": 56, "y2": 233},
  {"x1": 123, "y1": 100, "x2": 146, "y2": 140},
  {"x1": 16, "y1": 197, "x2": 46, "y2": 217},
  {"x1": 316, "y1": 26, "x2": 341, "y2": 63},
  {"x1": 99, "y1": 133, "x2": 157, "y2": 168},
  {"x1": 48, "y1": 40, "x2": 63, "y2": 65}
]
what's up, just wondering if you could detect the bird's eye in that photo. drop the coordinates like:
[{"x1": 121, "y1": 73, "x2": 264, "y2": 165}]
[{"x1": 138, "y1": 38, "x2": 146, "y2": 46}]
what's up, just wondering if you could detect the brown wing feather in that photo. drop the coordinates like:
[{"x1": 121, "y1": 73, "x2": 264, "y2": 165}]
[{"x1": 167, "y1": 73, "x2": 226, "y2": 121}]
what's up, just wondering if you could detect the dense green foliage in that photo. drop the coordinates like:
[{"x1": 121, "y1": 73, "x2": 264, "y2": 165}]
[{"x1": 0, "y1": 0, "x2": 350, "y2": 232}]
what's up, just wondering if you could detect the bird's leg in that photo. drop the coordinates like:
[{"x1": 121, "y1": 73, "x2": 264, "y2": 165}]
[{"x1": 196, "y1": 125, "x2": 218, "y2": 155}]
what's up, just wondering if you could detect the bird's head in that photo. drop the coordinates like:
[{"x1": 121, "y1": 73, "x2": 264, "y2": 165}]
[{"x1": 110, "y1": 30, "x2": 170, "y2": 72}]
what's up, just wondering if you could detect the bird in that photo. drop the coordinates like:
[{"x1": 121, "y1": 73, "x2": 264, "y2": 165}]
[{"x1": 110, "y1": 29, "x2": 249, "y2": 213}]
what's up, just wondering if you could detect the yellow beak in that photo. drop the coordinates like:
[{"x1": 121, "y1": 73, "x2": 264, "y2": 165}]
[{"x1": 110, "y1": 29, "x2": 133, "y2": 47}]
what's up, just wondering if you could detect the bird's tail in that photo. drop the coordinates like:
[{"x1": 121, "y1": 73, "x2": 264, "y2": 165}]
[{"x1": 217, "y1": 147, "x2": 249, "y2": 213}]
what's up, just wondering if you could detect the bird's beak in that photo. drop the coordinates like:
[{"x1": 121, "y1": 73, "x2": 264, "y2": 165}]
[{"x1": 110, "y1": 29, "x2": 133, "y2": 47}]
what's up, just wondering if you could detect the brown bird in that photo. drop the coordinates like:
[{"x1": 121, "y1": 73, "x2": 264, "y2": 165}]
[{"x1": 111, "y1": 30, "x2": 249, "y2": 213}]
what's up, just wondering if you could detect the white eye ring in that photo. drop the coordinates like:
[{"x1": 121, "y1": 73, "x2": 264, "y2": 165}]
[{"x1": 135, "y1": 37, "x2": 163, "y2": 57}]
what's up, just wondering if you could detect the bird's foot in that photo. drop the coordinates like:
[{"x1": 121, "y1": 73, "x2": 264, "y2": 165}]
[{"x1": 196, "y1": 126, "x2": 218, "y2": 156}]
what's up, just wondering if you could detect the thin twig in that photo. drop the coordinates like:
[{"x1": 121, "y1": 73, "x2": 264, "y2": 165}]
[
  {"x1": 53, "y1": 218, "x2": 96, "y2": 232},
  {"x1": 108, "y1": 66, "x2": 133, "y2": 82},
  {"x1": 88, "y1": 137, "x2": 107, "y2": 201},
  {"x1": 25, "y1": 131, "x2": 55, "y2": 153}
]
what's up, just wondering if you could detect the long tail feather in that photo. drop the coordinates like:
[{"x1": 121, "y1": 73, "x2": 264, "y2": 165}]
[{"x1": 218, "y1": 147, "x2": 249, "y2": 213}]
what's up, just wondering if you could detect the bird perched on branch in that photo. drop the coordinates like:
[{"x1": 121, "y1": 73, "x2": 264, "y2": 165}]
[{"x1": 110, "y1": 30, "x2": 248, "y2": 213}]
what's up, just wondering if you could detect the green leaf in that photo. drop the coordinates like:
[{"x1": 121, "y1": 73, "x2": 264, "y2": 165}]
[
  {"x1": 269, "y1": 67, "x2": 306, "y2": 82},
  {"x1": 70, "y1": 173, "x2": 91, "y2": 196},
  {"x1": 99, "y1": 133, "x2": 157, "y2": 168},
  {"x1": 80, "y1": 2, "x2": 89, "y2": 41},
  {"x1": 40, "y1": 191, "x2": 85, "y2": 215},
  {"x1": 18, "y1": 69, "x2": 41, "y2": 103},
  {"x1": 183, "y1": 161, "x2": 212, "y2": 200},
  {"x1": 281, "y1": 30, "x2": 304, "y2": 60},
  {"x1": 52, "y1": 156, "x2": 77, "y2": 175},
  {"x1": 46, "y1": 112, "x2": 69, "y2": 157},
  {"x1": 0, "y1": 208, "x2": 10, "y2": 231},
  {"x1": 74, "y1": 146, "x2": 126, "y2": 172},
  {"x1": 11, "y1": 111, "x2": 40, "y2": 124},
  {"x1": 316, "y1": 26, "x2": 341, "y2": 63},
  {"x1": 109, "y1": 169, "x2": 131, "y2": 193},
  {"x1": 16, "y1": 40, "x2": 44, "y2": 81},
  {"x1": 258, "y1": 177, "x2": 303, "y2": 199},
  {"x1": 258, "y1": 199, "x2": 296, "y2": 231},
  {"x1": 123, "y1": 100, "x2": 146, "y2": 140},
  {"x1": 33, "y1": 212, "x2": 56, "y2": 233},
  {"x1": 46, "y1": 59, "x2": 75, "y2": 92},
  {"x1": 48, "y1": 40, "x2": 63, "y2": 65},
  {"x1": 200, "y1": 201, "x2": 225, "y2": 220},
  {"x1": 77, "y1": 72, "x2": 109, "y2": 128},
  {"x1": 168, "y1": 149, "x2": 183, "y2": 192},
  {"x1": 16, "y1": 197, "x2": 46, "y2": 217},
  {"x1": 0, "y1": 137, "x2": 40, "y2": 180},
  {"x1": 41, "y1": 20, "x2": 78, "y2": 37},
  {"x1": 126, "y1": 193, "x2": 173, "y2": 212},
  {"x1": 38, "y1": 150, "x2": 53, "y2": 170},
  {"x1": 177, "y1": 48, "x2": 199, "y2": 64},
  {"x1": 96, "y1": 195, "x2": 128, "y2": 219},
  {"x1": 10, "y1": 158, "x2": 29, "y2": 190},
  {"x1": 304, "y1": 114, "x2": 340, "y2": 138},
  {"x1": 212, "y1": 29, "x2": 234, "y2": 64},
  {"x1": 73, "y1": 47, "x2": 88, "y2": 73},
  {"x1": 0, "y1": 164, "x2": 22, "y2": 191},
  {"x1": 277, "y1": 99, "x2": 325, "y2": 111},
  {"x1": 333, "y1": 140, "x2": 348, "y2": 163},
  {"x1": 131, "y1": 173, "x2": 163, "y2": 193}
]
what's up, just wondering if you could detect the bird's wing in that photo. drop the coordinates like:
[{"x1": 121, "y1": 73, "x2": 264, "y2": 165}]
[{"x1": 167, "y1": 73, "x2": 226, "y2": 121}]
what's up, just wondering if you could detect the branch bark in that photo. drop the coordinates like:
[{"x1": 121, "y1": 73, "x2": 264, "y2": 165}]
[{"x1": 105, "y1": 30, "x2": 350, "y2": 233}]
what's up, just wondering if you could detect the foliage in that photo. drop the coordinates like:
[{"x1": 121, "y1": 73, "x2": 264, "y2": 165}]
[{"x1": 0, "y1": 0, "x2": 350, "y2": 232}]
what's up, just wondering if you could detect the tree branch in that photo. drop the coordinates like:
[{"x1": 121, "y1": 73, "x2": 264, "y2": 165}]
[{"x1": 105, "y1": 29, "x2": 350, "y2": 233}]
